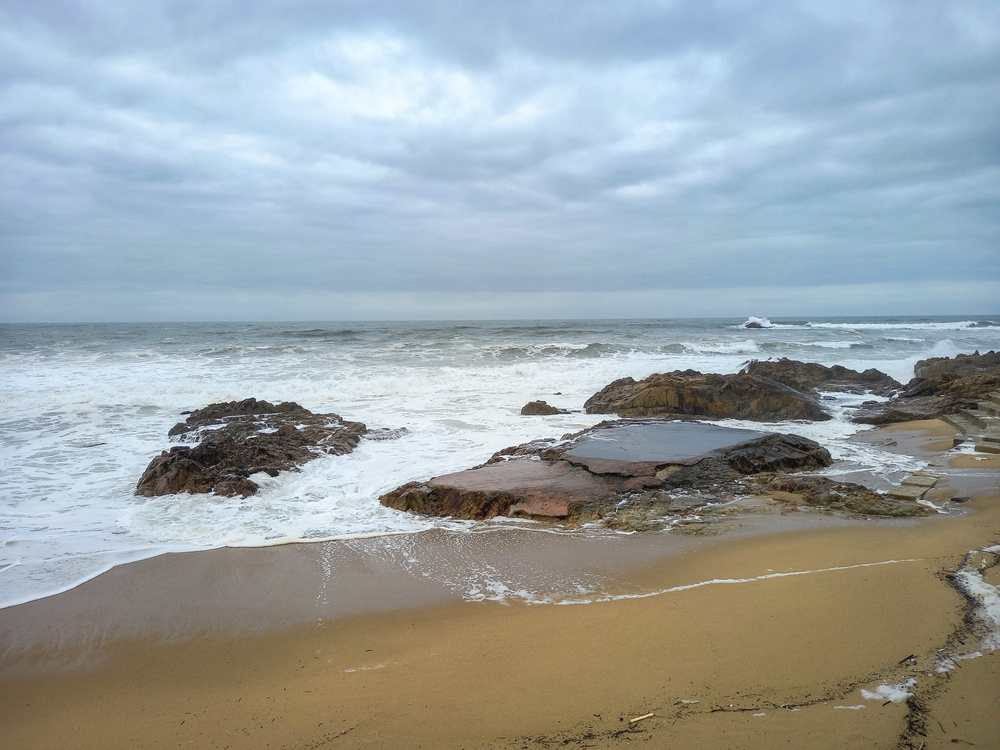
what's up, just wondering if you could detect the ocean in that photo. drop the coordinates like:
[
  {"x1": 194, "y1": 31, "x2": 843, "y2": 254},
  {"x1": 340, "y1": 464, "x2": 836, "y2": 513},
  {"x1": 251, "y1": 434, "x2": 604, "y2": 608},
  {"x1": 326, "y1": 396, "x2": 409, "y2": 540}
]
[{"x1": 2, "y1": 315, "x2": 998, "y2": 609}]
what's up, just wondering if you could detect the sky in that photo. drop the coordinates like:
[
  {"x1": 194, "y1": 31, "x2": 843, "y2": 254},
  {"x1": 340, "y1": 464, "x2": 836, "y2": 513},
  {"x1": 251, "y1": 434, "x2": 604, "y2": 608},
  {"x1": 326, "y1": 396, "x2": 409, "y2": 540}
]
[{"x1": 1, "y1": 0, "x2": 998, "y2": 322}]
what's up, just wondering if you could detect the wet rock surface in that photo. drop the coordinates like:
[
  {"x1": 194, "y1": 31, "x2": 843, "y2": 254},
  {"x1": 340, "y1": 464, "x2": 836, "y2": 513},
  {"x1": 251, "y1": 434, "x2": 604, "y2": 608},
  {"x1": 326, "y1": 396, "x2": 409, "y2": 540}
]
[
  {"x1": 743, "y1": 358, "x2": 900, "y2": 397},
  {"x1": 520, "y1": 400, "x2": 570, "y2": 415},
  {"x1": 136, "y1": 398, "x2": 368, "y2": 497},
  {"x1": 583, "y1": 371, "x2": 831, "y2": 421},
  {"x1": 378, "y1": 419, "x2": 928, "y2": 530},
  {"x1": 852, "y1": 351, "x2": 1000, "y2": 425}
]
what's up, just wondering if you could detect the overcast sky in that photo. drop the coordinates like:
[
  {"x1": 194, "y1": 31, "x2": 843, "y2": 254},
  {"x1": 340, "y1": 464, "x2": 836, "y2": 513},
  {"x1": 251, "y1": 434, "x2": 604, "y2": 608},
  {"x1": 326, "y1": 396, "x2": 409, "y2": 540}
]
[{"x1": 1, "y1": 0, "x2": 997, "y2": 322}]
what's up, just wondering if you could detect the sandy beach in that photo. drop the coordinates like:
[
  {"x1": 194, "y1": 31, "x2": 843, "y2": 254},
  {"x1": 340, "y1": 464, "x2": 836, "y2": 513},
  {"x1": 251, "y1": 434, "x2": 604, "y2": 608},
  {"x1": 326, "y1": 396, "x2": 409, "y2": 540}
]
[{"x1": 2, "y1": 419, "x2": 998, "y2": 749}]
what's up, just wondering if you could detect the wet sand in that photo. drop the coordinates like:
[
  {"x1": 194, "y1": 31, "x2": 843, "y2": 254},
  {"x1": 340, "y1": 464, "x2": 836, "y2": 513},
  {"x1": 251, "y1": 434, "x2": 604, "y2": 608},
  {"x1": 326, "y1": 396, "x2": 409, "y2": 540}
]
[{"x1": 2, "y1": 420, "x2": 998, "y2": 749}]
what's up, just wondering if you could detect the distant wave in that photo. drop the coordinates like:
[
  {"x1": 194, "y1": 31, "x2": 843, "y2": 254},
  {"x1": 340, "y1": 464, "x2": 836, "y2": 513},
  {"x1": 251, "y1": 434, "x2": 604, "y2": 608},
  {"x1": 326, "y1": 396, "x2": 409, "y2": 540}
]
[
  {"x1": 737, "y1": 319, "x2": 998, "y2": 332},
  {"x1": 285, "y1": 328, "x2": 360, "y2": 339},
  {"x1": 805, "y1": 320, "x2": 999, "y2": 331},
  {"x1": 483, "y1": 342, "x2": 617, "y2": 360},
  {"x1": 683, "y1": 339, "x2": 761, "y2": 355},
  {"x1": 805, "y1": 340, "x2": 871, "y2": 350}
]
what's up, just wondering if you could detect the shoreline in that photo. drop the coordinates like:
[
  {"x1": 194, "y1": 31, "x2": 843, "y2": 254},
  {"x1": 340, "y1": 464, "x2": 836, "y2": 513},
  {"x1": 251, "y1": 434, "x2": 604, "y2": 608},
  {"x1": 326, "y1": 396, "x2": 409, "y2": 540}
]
[{"x1": 2, "y1": 419, "x2": 998, "y2": 748}]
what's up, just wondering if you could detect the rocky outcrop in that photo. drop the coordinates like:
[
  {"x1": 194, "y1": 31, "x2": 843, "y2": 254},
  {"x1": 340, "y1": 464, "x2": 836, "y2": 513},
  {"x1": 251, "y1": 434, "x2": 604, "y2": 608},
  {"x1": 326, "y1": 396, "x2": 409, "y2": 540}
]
[
  {"x1": 520, "y1": 400, "x2": 569, "y2": 415},
  {"x1": 913, "y1": 350, "x2": 1000, "y2": 380},
  {"x1": 851, "y1": 351, "x2": 1000, "y2": 425},
  {"x1": 379, "y1": 419, "x2": 882, "y2": 529},
  {"x1": 751, "y1": 474, "x2": 932, "y2": 517},
  {"x1": 136, "y1": 398, "x2": 367, "y2": 497},
  {"x1": 584, "y1": 371, "x2": 831, "y2": 421},
  {"x1": 743, "y1": 358, "x2": 900, "y2": 397},
  {"x1": 381, "y1": 419, "x2": 929, "y2": 529}
]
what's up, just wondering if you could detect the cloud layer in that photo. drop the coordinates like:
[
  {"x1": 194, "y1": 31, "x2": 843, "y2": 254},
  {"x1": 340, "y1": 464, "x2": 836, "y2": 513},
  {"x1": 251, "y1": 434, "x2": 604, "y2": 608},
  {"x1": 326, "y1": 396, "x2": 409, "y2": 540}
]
[{"x1": 2, "y1": 0, "x2": 998, "y2": 320}]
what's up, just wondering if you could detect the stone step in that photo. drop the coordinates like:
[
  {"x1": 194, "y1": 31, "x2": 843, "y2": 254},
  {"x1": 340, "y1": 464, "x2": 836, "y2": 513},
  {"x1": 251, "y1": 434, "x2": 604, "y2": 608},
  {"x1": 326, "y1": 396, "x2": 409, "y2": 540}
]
[
  {"x1": 982, "y1": 429, "x2": 1000, "y2": 444},
  {"x1": 901, "y1": 474, "x2": 938, "y2": 488},
  {"x1": 980, "y1": 401, "x2": 1000, "y2": 417},
  {"x1": 975, "y1": 442, "x2": 1000, "y2": 454},
  {"x1": 943, "y1": 412, "x2": 979, "y2": 435},
  {"x1": 887, "y1": 484, "x2": 928, "y2": 501},
  {"x1": 986, "y1": 392, "x2": 1000, "y2": 407},
  {"x1": 957, "y1": 408, "x2": 990, "y2": 430}
]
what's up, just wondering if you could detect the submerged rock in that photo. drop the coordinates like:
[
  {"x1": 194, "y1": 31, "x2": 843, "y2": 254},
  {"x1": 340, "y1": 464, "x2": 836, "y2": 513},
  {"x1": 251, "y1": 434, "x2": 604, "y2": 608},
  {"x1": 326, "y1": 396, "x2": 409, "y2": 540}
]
[
  {"x1": 583, "y1": 371, "x2": 831, "y2": 421},
  {"x1": 136, "y1": 398, "x2": 367, "y2": 497},
  {"x1": 380, "y1": 419, "x2": 850, "y2": 528}
]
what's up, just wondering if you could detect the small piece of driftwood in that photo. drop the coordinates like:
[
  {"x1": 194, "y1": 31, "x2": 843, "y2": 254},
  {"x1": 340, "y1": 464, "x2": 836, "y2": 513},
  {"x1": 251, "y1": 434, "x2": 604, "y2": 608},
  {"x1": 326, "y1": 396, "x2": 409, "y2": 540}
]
[{"x1": 629, "y1": 712, "x2": 655, "y2": 723}]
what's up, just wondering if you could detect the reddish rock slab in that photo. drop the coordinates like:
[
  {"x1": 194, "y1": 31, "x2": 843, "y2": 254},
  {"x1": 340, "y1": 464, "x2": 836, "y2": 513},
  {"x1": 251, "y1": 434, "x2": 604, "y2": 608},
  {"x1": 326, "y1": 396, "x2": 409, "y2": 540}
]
[
  {"x1": 386, "y1": 460, "x2": 616, "y2": 521},
  {"x1": 379, "y1": 420, "x2": 835, "y2": 526}
]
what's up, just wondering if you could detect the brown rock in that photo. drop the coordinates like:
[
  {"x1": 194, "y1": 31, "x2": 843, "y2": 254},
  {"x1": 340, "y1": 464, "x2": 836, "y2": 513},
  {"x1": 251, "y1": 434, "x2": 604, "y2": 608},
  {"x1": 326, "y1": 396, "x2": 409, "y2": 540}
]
[
  {"x1": 851, "y1": 352, "x2": 1000, "y2": 424},
  {"x1": 583, "y1": 371, "x2": 831, "y2": 421},
  {"x1": 380, "y1": 420, "x2": 834, "y2": 527},
  {"x1": 382, "y1": 461, "x2": 616, "y2": 521},
  {"x1": 743, "y1": 358, "x2": 900, "y2": 397},
  {"x1": 754, "y1": 474, "x2": 932, "y2": 517},
  {"x1": 136, "y1": 398, "x2": 367, "y2": 497},
  {"x1": 520, "y1": 400, "x2": 568, "y2": 415},
  {"x1": 913, "y1": 350, "x2": 1000, "y2": 379}
]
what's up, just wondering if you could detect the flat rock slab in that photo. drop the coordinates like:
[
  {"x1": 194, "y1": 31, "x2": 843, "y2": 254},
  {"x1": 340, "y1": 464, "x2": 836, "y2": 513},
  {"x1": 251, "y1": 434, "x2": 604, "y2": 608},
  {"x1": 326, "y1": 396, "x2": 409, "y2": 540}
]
[
  {"x1": 900, "y1": 475, "x2": 938, "y2": 488},
  {"x1": 887, "y1": 484, "x2": 928, "y2": 501},
  {"x1": 380, "y1": 419, "x2": 837, "y2": 526},
  {"x1": 564, "y1": 421, "x2": 772, "y2": 475},
  {"x1": 427, "y1": 461, "x2": 613, "y2": 519}
]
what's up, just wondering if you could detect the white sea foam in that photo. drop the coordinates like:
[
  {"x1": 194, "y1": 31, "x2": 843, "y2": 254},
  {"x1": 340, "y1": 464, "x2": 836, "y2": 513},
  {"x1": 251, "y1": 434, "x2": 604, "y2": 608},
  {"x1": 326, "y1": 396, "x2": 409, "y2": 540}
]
[
  {"x1": 682, "y1": 339, "x2": 761, "y2": 355},
  {"x1": 551, "y1": 558, "x2": 921, "y2": 606},
  {"x1": 952, "y1": 545, "x2": 1000, "y2": 651},
  {"x1": 861, "y1": 679, "x2": 915, "y2": 703}
]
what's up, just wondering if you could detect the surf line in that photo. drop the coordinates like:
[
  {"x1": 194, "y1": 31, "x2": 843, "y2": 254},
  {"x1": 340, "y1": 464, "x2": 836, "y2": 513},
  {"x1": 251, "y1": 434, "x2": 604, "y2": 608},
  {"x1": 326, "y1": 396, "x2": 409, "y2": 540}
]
[{"x1": 555, "y1": 558, "x2": 923, "y2": 606}]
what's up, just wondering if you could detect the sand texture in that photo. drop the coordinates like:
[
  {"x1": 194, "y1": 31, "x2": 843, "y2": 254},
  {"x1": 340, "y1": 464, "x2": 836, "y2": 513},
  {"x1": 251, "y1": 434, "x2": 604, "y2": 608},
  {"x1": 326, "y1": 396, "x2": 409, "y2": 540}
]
[{"x1": 2, "y1": 420, "x2": 998, "y2": 749}]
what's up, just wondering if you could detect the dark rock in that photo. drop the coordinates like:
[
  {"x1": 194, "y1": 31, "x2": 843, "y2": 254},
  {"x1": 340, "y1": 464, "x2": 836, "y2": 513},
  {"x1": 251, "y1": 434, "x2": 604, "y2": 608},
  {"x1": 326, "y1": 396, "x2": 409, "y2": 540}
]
[
  {"x1": 752, "y1": 474, "x2": 932, "y2": 517},
  {"x1": 743, "y1": 358, "x2": 900, "y2": 397},
  {"x1": 520, "y1": 400, "x2": 568, "y2": 415},
  {"x1": 913, "y1": 350, "x2": 1000, "y2": 380},
  {"x1": 380, "y1": 419, "x2": 843, "y2": 528},
  {"x1": 850, "y1": 395, "x2": 965, "y2": 425},
  {"x1": 136, "y1": 398, "x2": 367, "y2": 497},
  {"x1": 851, "y1": 352, "x2": 1000, "y2": 424},
  {"x1": 583, "y1": 371, "x2": 831, "y2": 421},
  {"x1": 745, "y1": 321, "x2": 764, "y2": 329}
]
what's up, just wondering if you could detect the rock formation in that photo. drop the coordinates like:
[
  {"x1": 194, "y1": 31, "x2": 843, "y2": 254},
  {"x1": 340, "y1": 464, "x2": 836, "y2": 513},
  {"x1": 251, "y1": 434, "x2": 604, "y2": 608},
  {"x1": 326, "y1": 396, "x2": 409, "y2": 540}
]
[
  {"x1": 381, "y1": 419, "x2": 928, "y2": 529},
  {"x1": 520, "y1": 400, "x2": 569, "y2": 415},
  {"x1": 136, "y1": 398, "x2": 367, "y2": 497},
  {"x1": 743, "y1": 358, "x2": 900, "y2": 397},
  {"x1": 583, "y1": 371, "x2": 831, "y2": 421},
  {"x1": 851, "y1": 351, "x2": 1000, "y2": 425}
]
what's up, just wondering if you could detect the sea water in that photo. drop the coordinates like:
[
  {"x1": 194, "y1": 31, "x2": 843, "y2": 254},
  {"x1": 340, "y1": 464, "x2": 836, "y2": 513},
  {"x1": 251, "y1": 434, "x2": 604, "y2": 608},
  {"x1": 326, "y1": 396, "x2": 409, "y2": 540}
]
[{"x1": 1, "y1": 315, "x2": 998, "y2": 608}]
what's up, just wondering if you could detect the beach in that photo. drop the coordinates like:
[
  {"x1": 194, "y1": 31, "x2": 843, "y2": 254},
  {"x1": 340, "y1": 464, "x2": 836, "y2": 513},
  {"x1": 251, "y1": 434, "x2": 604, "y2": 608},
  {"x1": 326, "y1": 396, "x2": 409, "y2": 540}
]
[{"x1": 3, "y1": 420, "x2": 998, "y2": 749}]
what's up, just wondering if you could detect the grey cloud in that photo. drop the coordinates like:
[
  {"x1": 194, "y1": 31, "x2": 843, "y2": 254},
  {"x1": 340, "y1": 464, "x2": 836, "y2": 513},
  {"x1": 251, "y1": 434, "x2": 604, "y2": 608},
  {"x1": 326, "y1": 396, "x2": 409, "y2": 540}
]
[{"x1": 1, "y1": 0, "x2": 998, "y2": 320}]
